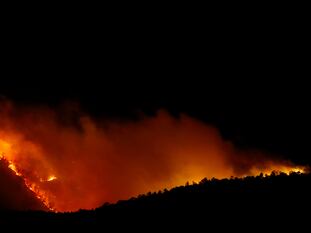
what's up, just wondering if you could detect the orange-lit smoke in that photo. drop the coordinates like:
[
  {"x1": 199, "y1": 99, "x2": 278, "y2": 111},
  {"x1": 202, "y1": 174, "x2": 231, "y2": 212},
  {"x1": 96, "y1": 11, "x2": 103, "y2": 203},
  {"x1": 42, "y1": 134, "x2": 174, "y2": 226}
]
[{"x1": 0, "y1": 101, "x2": 306, "y2": 212}]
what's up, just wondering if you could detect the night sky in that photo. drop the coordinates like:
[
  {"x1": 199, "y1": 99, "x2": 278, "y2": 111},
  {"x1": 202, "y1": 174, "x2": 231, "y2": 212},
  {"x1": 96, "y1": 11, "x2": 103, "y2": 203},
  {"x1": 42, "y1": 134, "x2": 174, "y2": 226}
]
[
  {"x1": 1, "y1": 7, "x2": 311, "y2": 230},
  {"x1": 1, "y1": 13, "x2": 310, "y2": 166}
]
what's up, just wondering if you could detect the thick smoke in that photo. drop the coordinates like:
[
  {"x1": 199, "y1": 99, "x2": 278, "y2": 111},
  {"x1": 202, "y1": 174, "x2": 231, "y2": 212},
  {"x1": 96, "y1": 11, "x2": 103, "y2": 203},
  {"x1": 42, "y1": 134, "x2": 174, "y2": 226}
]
[{"x1": 0, "y1": 101, "x2": 299, "y2": 211}]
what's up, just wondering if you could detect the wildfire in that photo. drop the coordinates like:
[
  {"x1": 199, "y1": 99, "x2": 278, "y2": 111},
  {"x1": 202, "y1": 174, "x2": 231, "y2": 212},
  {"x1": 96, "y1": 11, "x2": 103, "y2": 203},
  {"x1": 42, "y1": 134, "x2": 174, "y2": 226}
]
[
  {"x1": 1, "y1": 135, "x2": 308, "y2": 212},
  {"x1": 0, "y1": 105, "x2": 309, "y2": 212},
  {"x1": 1, "y1": 157, "x2": 56, "y2": 211},
  {"x1": 1, "y1": 140, "x2": 55, "y2": 211},
  {"x1": 249, "y1": 164, "x2": 307, "y2": 177}
]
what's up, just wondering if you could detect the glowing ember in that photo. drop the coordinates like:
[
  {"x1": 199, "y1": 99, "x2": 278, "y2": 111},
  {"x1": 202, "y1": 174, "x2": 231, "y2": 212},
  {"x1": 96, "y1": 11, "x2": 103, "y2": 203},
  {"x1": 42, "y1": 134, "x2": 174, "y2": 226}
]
[
  {"x1": 249, "y1": 164, "x2": 307, "y2": 177},
  {"x1": 8, "y1": 163, "x2": 22, "y2": 176},
  {"x1": 47, "y1": 175, "x2": 57, "y2": 182}
]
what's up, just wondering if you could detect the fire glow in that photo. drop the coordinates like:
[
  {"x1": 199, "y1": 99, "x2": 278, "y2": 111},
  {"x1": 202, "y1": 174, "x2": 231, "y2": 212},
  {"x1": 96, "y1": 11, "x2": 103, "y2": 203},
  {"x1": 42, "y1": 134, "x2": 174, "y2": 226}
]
[
  {"x1": 47, "y1": 175, "x2": 57, "y2": 182},
  {"x1": 0, "y1": 101, "x2": 308, "y2": 212},
  {"x1": 0, "y1": 152, "x2": 55, "y2": 211}
]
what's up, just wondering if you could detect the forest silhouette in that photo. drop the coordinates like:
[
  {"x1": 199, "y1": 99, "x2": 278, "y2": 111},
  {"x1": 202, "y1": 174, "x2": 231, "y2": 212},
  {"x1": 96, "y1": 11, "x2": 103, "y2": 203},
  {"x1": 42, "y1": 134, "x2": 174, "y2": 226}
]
[{"x1": 1, "y1": 171, "x2": 310, "y2": 229}]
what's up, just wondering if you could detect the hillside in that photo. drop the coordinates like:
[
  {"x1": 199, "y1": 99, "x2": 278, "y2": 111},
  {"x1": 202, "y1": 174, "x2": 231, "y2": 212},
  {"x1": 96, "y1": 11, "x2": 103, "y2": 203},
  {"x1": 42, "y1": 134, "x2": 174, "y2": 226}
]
[
  {"x1": 1, "y1": 171, "x2": 310, "y2": 229},
  {"x1": 0, "y1": 159, "x2": 49, "y2": 211}
]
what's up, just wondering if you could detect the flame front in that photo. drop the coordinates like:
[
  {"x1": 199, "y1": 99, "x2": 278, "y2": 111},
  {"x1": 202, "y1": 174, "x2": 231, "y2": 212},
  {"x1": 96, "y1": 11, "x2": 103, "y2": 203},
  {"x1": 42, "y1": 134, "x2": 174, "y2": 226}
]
[
  {"x1": 0, "y1": 103, "x2": 309, "y2": 212},
  {"x1": 1, "y1": 140, "x2": 55, "y2": 211}
]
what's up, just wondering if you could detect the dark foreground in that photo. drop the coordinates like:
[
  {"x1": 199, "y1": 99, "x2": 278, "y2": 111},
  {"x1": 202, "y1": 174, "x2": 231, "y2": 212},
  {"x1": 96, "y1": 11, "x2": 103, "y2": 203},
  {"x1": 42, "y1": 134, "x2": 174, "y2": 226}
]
[{"x1": 1, "y1": 172, "x2": 310, "y2": 230}]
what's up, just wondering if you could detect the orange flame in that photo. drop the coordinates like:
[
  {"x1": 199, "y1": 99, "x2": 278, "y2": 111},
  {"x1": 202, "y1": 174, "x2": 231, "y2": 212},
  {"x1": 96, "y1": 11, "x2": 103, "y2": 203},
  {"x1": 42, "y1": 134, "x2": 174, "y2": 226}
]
[{"x1": 47, "y1": 175, "x2": 57, "y2": 182}]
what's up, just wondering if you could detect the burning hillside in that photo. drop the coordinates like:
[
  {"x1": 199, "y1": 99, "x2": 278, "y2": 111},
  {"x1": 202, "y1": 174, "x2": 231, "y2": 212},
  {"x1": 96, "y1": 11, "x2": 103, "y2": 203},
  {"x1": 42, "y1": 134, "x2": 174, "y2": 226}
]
[{"x1": 0, "y1": 101, "x2": 307, "y2": 212}]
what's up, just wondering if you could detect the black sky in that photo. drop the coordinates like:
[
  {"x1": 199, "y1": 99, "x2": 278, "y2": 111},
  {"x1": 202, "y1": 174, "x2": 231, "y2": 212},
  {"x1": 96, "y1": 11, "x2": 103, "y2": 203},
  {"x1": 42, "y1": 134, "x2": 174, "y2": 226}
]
[{"x1": 1, "y1": 11, "x2": 310, "y2": 165}]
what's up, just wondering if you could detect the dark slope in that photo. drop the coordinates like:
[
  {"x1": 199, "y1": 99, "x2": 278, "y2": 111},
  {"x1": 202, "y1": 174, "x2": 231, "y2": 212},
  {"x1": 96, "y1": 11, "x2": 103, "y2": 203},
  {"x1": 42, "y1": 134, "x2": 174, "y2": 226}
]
[
  {"x1": 0, "y1": 159, "x2": 48, "y2": 211},
  {"x1": 1, "y1": 172, "x2": 310, "y2": 229}
]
